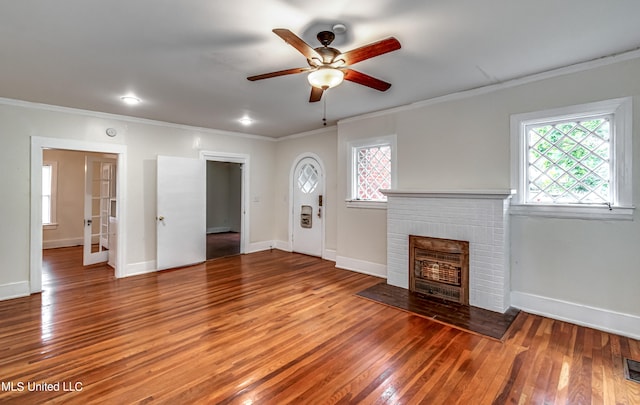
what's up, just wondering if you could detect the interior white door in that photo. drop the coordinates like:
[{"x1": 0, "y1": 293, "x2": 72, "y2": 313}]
[
  {"x1": 157, "y1": 155, "x2": 206, "y2": 270},
  {"x1": 83, "y1": 156, "x2": 113, "y2": 265},
  {"x1": 292, "y1": 157, "x2": 323, "y2": 257}
]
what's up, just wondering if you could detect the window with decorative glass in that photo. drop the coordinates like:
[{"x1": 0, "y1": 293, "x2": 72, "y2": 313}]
[
  {"x1": 297, "y1": 163, "x2": 319, "y2": 194},
  {"x1": 354, "y1": 144, "x2": 391, "y2": 201},
  {"x1": 511, "y1": 97, "x2": 633, "y2": 219},
  {"x1": 347, "y1": 135, "x2": 396, "y2": 207},
  {"x1": 526, "y1": 115, "x2": 611, "y2": 204}
]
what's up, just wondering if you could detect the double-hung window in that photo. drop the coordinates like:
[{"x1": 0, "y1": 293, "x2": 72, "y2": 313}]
[
  {"x1": 511, "y1": 97, "x2": 633, "y2": 219},
  {"x1": 347, "y1": 134, "x2": 397, "y2": 208}
]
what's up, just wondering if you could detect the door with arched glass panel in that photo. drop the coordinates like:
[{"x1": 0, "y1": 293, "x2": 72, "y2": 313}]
[{"x1": 292, "y1": 156, "x2": 323, "y2": 257}]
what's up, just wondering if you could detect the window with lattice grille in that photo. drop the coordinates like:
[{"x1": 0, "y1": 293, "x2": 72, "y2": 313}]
[
  {"x1": 511, "y1": 97, "x2": 633, "y2": 220},
  {"x1": 526, "y1": 115, "x2": 611, "y2": 205},
  {"x1": 348, "y1": 135, "x2": 396, "y2": 207},
  {"x1": 355, "y1": 145, "x2": 391, "y2": 201},
  {"x1": 297, "y1": 163, "x2": 318, "y2": 194}
]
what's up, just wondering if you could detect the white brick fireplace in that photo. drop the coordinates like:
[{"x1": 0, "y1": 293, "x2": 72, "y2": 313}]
[{"x1": 381, "y1": 190, "x2": 514, "y2": 313}]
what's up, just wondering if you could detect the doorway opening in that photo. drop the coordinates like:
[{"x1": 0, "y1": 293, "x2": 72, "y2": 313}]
[
  {"x1": 206, "y1": 161, "x2": 242, "y2": 260},
  {"x1": 41, "y1": 149, "x2": 117, "y2": 270},
  {"x1": 200, "y1": 151, "x2": 249, "y2": 258},
  {"x1": 30, "y1": 137, "x2": 127, "y2": 293}
]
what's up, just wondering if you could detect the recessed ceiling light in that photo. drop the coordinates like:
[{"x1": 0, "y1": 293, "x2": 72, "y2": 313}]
[
  {"x1": 239, "y1": 116, "x2": 253, "y2": 126},
  {"x1": 120, "y1": 95, "x2": 141, "y2": 105}
]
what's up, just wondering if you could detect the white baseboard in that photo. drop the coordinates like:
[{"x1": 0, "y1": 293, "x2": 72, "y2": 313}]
[
  {"x1": 335, "y1": 256, "x2": 387, "y2": 279},
  {"x1": 269, "y1": 241, "x2": 336, "y2": 263},
  {"x1": 123, "y1": 261, "x2": 157, "y2": 278},
  {"x1": 42, "y1": 237, "x2": 83, "y2": 249},
  {"x1": 511, "y1": 291, "x2": 640, "y2": 340},
  {"x1": 273, "y1": 240, "x2": 291, "y2": 252},
  {"x1": 246, "y1": 240, "x2": 275, "y2": 254},
  {"x1": 0, "y1": 281, "x2": 30, "y2": 301},
  {"x1": 271, "y1": 241, "x2": 336, "y2": 262},
  {"x1": 323, "y1": 249, "x2": 337, "y2": 262},
  {"x1": 207, "y1": 227, "x2": 231, "y2": 234}
]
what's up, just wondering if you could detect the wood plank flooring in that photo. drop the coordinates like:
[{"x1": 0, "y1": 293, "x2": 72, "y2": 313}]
[
  {"x1": 0, "y1": 247, "x2": 639, "y2": 404},
  {"x1": 206, "y1": 232, "x2": 240, "y2": 260}
]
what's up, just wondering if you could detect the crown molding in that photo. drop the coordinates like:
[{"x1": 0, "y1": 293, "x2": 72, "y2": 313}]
[
  {"x1": 339, "y1": 48, "x2": 640, "y2": 125},
  {"x1": 0, "y1": 97, "x2": 276, "y2": 142},
  {"x1": 276, "y1": 125, "x2": 337, "y2": 142}
]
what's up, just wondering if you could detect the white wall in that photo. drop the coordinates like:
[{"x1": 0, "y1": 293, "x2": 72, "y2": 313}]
[
  {"x1": 336, "y1": 55, "x2": 640, "y2": 337},
  {"x1": 0, "y1": 101, "x2": 276, "y2": 298}
]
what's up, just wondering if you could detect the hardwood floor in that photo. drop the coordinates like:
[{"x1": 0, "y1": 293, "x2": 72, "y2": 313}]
[
  {"x1": 206, "y1": 232, "x2": 241, "y2": 260},
  {"x1": 0, "y1": 247, "x2": 638, "y2": 404}
]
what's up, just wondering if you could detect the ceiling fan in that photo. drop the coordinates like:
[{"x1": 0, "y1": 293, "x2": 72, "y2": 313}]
[{"x1": 247, "y1": 28, "x2": 401, "y2": 102}]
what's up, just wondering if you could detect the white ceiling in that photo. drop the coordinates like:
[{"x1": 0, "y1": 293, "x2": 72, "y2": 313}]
[{"x1": 2, "y1": 1, "x2": 640, "y2": 138}]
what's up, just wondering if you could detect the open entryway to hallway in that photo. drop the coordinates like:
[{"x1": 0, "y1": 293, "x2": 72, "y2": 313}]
[{"x1": 206, "y1": 160, "x2": 242, "y2": 260}]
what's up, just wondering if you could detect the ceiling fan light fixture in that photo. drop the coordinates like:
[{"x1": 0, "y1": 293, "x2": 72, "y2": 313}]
[{"x1": 307, "y1": 67, "x2": 344, "y2": 89}]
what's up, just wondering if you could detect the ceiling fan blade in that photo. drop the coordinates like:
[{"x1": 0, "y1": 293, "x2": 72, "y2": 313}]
[
  {"x1": 247, "y1": 67, "x2": 311, "y2": 81},
  {"x1": 309, "y1": 86, "x2": 324, "y2": 102},
  {"x1": 273, "y1": 28, "x2": 322, "y2": 60},
  {"x1": 338, "y1": 37, "x2": 401, "y2": 66},
  {"x1": 343, "y1": 69, "x2": 392, "y2": 91}
]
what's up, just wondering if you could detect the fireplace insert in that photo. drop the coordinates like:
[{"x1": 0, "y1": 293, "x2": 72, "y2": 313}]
[{"x1": 409, "y1": 235, "x2": 469, "y2": 305}]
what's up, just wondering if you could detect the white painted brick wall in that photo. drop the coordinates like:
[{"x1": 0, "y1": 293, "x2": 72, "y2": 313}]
[{"x1": 386, "y1": 194, "x2": 511, "y2": 313}]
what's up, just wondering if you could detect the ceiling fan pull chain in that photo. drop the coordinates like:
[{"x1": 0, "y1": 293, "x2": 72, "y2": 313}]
[{"x1": 323, "y1": 93, "x2": 327, "y2": 126}]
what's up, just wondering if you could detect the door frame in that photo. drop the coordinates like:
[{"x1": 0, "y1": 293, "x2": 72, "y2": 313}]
[
  {"x1": 289, "y1": 153, "x2": 325, "y2": 258},
  {"x1": 200, "y1": 150, "x2": 249, "y2": 254},
  {"x1": 30, "y1": 136, "x2": 127, "y2": 293}
]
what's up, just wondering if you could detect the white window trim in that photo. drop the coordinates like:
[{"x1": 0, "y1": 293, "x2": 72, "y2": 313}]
[
  {"x1": 510, "y1": 97, "x2": 634, "y2": 220},
  {"x1": 43, "y1": 161, "x2": 59, "y2": 229},
  {"x1": 346, "y1": 134, "x2": 397, "y2": 209}
]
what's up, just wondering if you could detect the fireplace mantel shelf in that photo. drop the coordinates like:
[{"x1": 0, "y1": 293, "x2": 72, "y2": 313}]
[{"x1": 380, "y1": 189, "x2": 515, "y2": 200}]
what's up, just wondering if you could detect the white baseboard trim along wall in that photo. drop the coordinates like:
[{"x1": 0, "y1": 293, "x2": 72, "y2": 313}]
[
  {"x1": 323, "y1": 249, "x2": 337, "y2": 262},
  {"x1": 246, "y1": 241, "x2": 274, "y2": 254},
  {"x1": 335, "y1": 256, "x2": 386, "y2": 279},
  {"x1": 0, "y1": 281, "x2": 30, "y2": 301},
  {"x1": 124, "y1": 261, "x2": 158, "y2": 278},
  {"x1": 511, "y1": 291, "x2": 640, "y2": 340},
  {"x1": 42, "y1": 238, "x2": 83, "y2": 250},
  {"x1": 273, "y1": 240, "x2": 291, "y2": 252},
  {"x1": 271, "y1": 241, "x2": 336, "y2": 262},
  {"x1": 206, "y1": 227, "x2": 231, "y2": 234}
]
